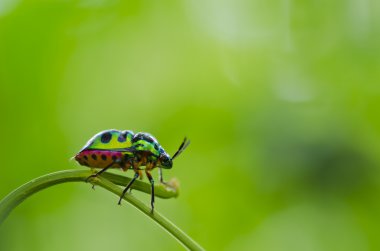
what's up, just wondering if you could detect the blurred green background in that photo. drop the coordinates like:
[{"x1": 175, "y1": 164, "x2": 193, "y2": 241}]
[{"x1": 0, "y1": 0, "x2": 379, "y2": 250}]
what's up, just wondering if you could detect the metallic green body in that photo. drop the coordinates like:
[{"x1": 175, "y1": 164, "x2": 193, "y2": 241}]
[
  {"x1": 81, "y1": 129, "x2": 134, "y2": 151},
  {"x1": 74, "y1": 129, "x2": 190, "y2": 211}
]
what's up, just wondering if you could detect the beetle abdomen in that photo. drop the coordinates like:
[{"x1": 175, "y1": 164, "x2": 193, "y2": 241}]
[{"x1": 75, "y1": 150, "x2": 131, "y2": 169}]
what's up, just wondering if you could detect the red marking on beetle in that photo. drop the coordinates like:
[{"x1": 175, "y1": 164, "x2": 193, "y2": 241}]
[{"x1": 75, "y1": 150, "x2": 123, "y2": 169}]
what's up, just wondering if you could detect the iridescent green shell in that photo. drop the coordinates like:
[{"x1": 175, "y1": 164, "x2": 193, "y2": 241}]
[
  {"x1": 131, "y1": 132, "x2": 163, "y2": 157},
  {"x1": 75, "y1": 129, "x2": 177, "y2": 169},
  {"x1": 80, "y1": 129, "x2": 134, "y2": 151}
]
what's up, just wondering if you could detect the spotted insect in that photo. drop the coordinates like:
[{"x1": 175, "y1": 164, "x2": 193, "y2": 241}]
[{"x1": 74, "y1": 129, "x2": 190, "y2": 211}]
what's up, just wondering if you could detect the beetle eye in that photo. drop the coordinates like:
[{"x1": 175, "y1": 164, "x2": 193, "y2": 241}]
[{"x1": 161, "y1": 155, "x2": 169, "y2": 163}]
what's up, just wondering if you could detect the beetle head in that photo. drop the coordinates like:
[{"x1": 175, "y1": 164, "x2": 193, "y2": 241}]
[
  {"x1": 159, "y1": 137, "x2": 190, "y2": 169},
  {"x1": 159, "y1": 152, "x2": 173, "y2": 169}
]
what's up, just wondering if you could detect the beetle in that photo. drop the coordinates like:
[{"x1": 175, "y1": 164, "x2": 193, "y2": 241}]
[{"x1": 74, "y1": 129, "x2": 190, "y2": 211}]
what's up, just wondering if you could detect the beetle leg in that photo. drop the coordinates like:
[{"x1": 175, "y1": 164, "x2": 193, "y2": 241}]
[
  {"x1": 86, "y1": 161, "x2": 116, "y2": 182},
  {"x1": 118, "y1": 171, "x2": 139, "y2": 205},
  {"x1": 158, "y1": 167, "x2": 167, "y2": 184},
  {"x1": 86, "y1": 158, "x2": 121, "y2": 189},
  {"x1": 145, "y1": 170, "x2": 155, "y2": 213},
  {"x1": 128, "y1": 169, "x2": 143, "y2": 194},
  {"x1": 121, "y1": 154, "x2": 132, "y2": 171}
]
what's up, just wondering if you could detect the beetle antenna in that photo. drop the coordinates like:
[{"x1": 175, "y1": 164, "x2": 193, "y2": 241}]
[{"x1": 172, "y1": 137, "x2": 190, "y2": 160}]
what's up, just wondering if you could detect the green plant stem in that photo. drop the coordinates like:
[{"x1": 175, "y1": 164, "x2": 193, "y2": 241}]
[{"x1": 0, "y1": 170, "x2": 204, "y2": 251}]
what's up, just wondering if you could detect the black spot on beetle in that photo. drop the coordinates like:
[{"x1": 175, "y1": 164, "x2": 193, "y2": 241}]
[
  {"x1": 132, "y1": 133, "x2": 156, "y2": 143},
  {"x1": 84, "y1": 155, "x2": 88, "y2": 160},
  {"x1": 131, "y1": 135, "x2": 142, "y2": 143},
  {"x1": 92, "y1": 154, "x2": 97, "y2": 160},
  {"x1": 112, "y1": 155, "x2": 117, "y2": 161},
  {"x1": 117, "y1": 135, "x2": 126, "y2": 142},
  {"x1": 101, "y1": 154, "x2": 107, "y2": 161},
  {"x1": 144, "y1": 137, "x2": 154, "y2": 144},
  {"x1": 101, "y1": 132, "x2": 112, "y2": 143}
]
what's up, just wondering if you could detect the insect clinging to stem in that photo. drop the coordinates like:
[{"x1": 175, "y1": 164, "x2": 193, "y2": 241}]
[{"x1": 74, "y1": 129, "x2": 190, "y2": 212}]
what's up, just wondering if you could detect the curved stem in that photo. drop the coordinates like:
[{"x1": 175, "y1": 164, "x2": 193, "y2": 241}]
[{"x1": 0, "y1": 170, "x2": 204, "y2": 251}]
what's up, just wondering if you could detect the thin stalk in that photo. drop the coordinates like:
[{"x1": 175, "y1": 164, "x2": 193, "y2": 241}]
[{"x1": 0, "y1": 170, "x2": 204, "y2": 251}]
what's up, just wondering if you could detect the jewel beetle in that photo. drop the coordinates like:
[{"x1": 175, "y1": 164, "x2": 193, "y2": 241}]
[{"x1": 74, "y1": 129, "x2": 190, "y2": 211}]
